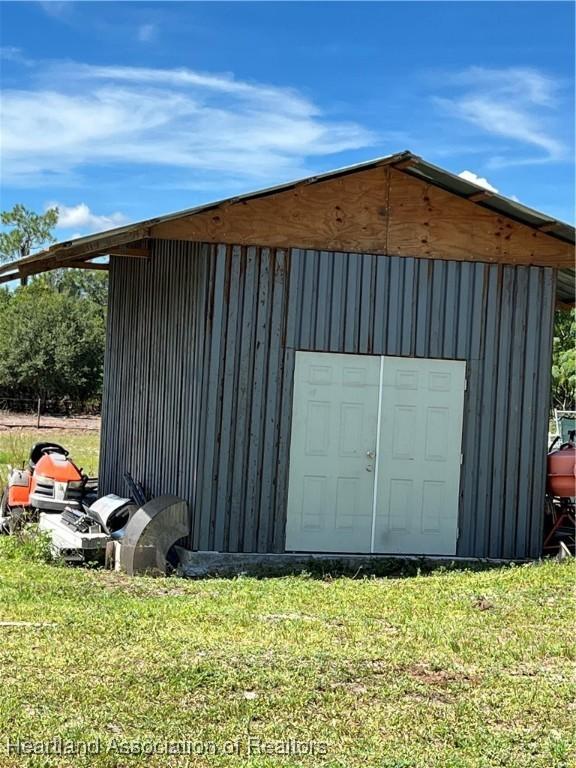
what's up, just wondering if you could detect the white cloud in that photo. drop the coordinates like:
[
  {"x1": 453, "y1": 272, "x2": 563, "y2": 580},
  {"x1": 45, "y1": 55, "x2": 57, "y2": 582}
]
[
  {"x1": 0, "y1": 61, "x2": 376, "y2": 187},
  {"x1": 48, "y1": 203, "x2": 129, "y2": 232},
  {"x1": 0, "y1": 46, "x2": 33, "y2": 66},
  {"x1": 449, "y1": 98, "x2": 563, "y2": 157},
  {"x1": 452, "y1": 67, "x2": 560, "y2": 107},
  {"x1": 436, "y1": 67, "x2": 568, "y2": 166},
  {"x1": 38, "y1": 2, "x2": 71, "y2": 19},
  {"x1": 137, "y1": 23, "x2": 157, "y2": 43},
  {"x1": 458, "y1": 170, "x2": 498, "y2": 193}
]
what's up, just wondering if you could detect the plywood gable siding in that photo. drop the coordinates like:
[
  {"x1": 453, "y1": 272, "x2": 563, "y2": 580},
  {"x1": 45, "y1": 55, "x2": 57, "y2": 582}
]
[
  {"x1": 387, "y1": 170, "x2": 573, "y2": 267},
  {"x1": 150, "y1": 166, "x2": 573, "y2": 267},
  {"x1": 152, "y1": 165, "x2": 390, "y2": 255}
]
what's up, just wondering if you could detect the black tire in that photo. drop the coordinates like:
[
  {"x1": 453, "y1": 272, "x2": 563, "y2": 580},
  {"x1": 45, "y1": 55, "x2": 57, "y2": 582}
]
[
  {"x1": 0, "y1": 487, "x2": 11, "y2": 534},
  {"x1": 0, "y1": 488, "x2": 30, "y2": 535}
]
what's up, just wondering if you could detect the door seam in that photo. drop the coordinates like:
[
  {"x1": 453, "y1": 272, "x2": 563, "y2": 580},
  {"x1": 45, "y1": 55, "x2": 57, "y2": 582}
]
[{"x1": 370, "y1": 356, "x2": 385, "y2": 553}]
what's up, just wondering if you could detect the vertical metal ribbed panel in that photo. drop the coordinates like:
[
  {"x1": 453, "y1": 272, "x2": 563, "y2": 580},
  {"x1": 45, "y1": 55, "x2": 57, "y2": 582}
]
[
  {"x1": 100, "y1": 242, "x2": 556, "y2": 558},
  {"x1": 100, "y1": 242, "x2": 208, "y2": 544}
]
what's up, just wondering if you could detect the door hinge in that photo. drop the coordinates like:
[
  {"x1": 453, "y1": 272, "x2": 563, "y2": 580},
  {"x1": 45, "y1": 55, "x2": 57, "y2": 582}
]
[
  {"x1": 456, "y1": 527, "x2": 460, "y2": 541},
  {"x1": 464, "y1": 378, "x2": 468, "y2": 391},
  {"x1": 460, "y1": 453, "x2": 464, "y2": 465}
]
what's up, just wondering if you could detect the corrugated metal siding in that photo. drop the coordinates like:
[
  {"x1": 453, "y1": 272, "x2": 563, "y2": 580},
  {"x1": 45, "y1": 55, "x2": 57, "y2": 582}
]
[
  {"x1": 100, "y1": 241, "x2": 555, "y2": 559},
  {"x1": 101, "y1": 241, "x2": 209, "y2": 535}
]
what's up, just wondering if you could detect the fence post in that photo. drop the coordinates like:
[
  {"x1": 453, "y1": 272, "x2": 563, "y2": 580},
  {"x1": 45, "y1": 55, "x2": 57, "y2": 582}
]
[{"x1": 36, "y1": 397, "x2": 41, "y2": 430}]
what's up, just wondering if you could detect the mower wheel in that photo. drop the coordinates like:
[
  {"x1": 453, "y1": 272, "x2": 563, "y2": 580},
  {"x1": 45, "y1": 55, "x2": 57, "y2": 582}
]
[
  {"x1": 0, "y1": 489, "x2": 31, "y2": 535},
  {"x1": 0, "y1": 488, "x2": 11, "y2": 534}
]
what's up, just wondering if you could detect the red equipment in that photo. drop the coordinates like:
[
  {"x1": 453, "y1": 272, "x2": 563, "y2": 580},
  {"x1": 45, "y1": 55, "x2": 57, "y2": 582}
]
[
  {"x1": 1, "y1": 442, "x2": 95, "y2": 533},
  {"x1": 547, "y1": 440, "x2": 576, "y2": 498},
  {"x1": 543, "y1": 432, "x2": 576, "y2": 555}
]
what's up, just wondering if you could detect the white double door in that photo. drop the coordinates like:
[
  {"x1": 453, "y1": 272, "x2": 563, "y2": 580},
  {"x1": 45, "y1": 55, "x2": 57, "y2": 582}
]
[{"x1": 285, "y1": 352, "x2": 466, "y2": 555}]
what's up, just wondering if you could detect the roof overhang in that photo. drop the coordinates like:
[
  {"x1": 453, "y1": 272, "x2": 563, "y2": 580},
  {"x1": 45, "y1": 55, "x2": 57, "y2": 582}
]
[{"x1": 1, "y1": 150, "x2": 574, "y2": 301}]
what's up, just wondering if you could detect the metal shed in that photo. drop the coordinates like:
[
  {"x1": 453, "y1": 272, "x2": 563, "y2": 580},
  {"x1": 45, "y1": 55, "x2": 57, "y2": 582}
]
[{"x1": 2, "y1": 151, "x2": 574, "y2": 562}]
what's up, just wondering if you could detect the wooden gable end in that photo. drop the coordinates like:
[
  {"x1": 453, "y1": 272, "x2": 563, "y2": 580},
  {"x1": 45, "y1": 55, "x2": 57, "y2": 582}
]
[
  {"x1": 150, "y1": 165, "x2": 573, "y2": 267},
  {"x1": 387, "y1": 170, "x2": 573, "y2": 267},
  {"x1": 152, "y1": 165, "x2": 390, "y2": 255}
]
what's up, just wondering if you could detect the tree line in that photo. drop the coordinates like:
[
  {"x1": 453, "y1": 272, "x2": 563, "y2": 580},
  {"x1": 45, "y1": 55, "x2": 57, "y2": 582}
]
[
  {"x1": 0, "y1": 205, "x2": 106, "y2": 408},
  {"x1": 0, "y1": 271, "x2": 107, "y2": 408}
]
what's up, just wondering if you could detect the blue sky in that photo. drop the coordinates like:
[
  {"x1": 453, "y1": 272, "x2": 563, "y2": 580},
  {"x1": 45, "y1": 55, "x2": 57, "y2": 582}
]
[{"x1": 0, "y1": 1, "x2": 574, "y2": 241}]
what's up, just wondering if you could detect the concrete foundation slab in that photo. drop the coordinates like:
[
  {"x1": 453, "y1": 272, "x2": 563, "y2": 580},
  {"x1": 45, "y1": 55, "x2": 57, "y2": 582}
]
[{"x1": 176, "y1": 549, "x2": 526, "y2": 579}]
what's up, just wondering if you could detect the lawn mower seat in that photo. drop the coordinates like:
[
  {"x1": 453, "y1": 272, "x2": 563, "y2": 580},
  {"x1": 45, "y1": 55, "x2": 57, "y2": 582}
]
[{"x1": 29, "y1": 442, "x2": 69, "y2": 468}]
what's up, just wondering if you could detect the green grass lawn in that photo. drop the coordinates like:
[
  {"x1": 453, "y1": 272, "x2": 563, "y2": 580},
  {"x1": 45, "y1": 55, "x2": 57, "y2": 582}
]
[{"x1": 0, "y1": 549, "x2": 574, "y2": 768}]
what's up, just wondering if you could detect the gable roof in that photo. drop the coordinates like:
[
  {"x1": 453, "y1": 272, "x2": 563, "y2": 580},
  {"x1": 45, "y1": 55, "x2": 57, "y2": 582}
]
[{"x1": 1, "y1": 150, "x2": 574, "y2": 300}]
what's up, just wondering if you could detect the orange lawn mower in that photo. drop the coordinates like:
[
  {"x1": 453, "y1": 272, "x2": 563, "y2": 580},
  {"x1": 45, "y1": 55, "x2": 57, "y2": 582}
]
[{"x1": 0, "y1": 442, "x2": 98, "y2": 534}]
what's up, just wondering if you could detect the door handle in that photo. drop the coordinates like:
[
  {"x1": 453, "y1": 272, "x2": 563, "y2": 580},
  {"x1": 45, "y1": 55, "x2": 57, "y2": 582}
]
[{"x1": 366, "y1": 450, "x2": 375, "y2": 459}]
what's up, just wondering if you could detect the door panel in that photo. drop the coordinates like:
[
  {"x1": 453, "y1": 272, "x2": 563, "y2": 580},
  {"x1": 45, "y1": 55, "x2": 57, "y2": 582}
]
[
  {"x1": 286, "y1": 353, "x2": 465, "y2": 556},
  {"x1": 285, "y1": 352, "x2": 380, "y2": 552},
  {"x1": 373, "y1": 357, "x2": 465, "y2": 555}
]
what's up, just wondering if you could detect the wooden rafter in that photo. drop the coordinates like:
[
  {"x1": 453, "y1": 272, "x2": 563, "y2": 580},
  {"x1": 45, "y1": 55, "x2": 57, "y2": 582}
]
[
  {"x1": 6, "y1": 231, "x2": 150, "y2": 280},
  {"x1": 0, "y1": 241, "x2": 147, "y2": 284},
  {"x1": 66, "y1": 260, "x2": 110, "y2": 271},
  {"x1": 0, "y1": 258, "x2": 110, "y2": 284},
  {"x1": 391, "y1": 156, "x2": 421, "y2": 170},
  {"x1": 538, "y1": 222, "x2": 559, "y2": 234},
  {"x1": 103, "y1": 246, "x2": 150, "y2": 259},
  {"x1": 0, "y1": 270, "x2": 20, "y2": 285},
  {"x1": 467, "y1": 190, "x2": 494, "y2": 203},
  {"x1": 16, "y1": 236, "x2": 151, "y2": 278}
]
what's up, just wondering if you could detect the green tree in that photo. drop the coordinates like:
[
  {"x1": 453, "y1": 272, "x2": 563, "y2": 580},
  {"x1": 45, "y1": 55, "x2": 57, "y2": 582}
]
[
  {"x1": 36, "y1": 269, "x2": 108, "y2": 321},
  {"x1": 0, "y1": 281, "x2": 106, "y2": 404},
  {"x1": 551, "y1": 308, "x2": 576, "y2": 411},
  {"x1": 0, "y1": 204, "x2": 59, "y2": 285}
]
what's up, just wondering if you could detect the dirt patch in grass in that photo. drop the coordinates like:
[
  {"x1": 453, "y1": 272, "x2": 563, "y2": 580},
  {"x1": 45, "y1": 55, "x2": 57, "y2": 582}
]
[
  {"x1": 84, "y1": 569, "x2": 189, "y2": 597},
  {"x1": 407, "y1": 663, "x2": 480, "y2": 686}
]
